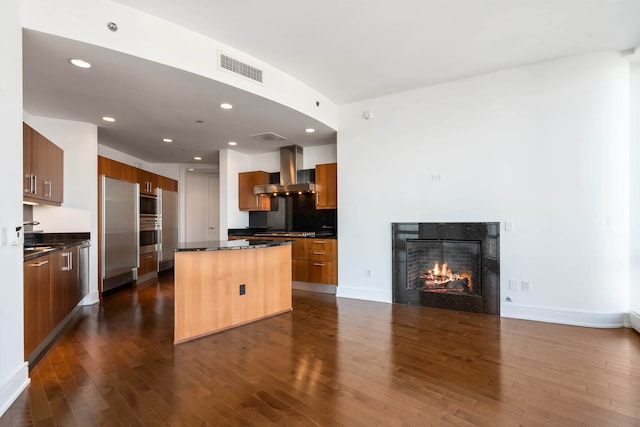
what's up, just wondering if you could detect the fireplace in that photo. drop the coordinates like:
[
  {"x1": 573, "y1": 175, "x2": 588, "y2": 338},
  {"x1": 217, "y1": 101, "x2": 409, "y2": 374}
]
[{"x1": 392, "y1": 223, "x2": 500, "y2": 315}]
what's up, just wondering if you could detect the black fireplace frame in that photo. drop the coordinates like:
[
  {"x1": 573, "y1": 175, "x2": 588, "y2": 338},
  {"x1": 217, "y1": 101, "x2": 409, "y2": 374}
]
[{"x1": 392, "y1": 222, "x2": 500, "y2": 315}]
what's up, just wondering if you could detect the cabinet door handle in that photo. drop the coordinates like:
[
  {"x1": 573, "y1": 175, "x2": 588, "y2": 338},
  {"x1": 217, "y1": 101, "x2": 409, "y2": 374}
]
[
  {"x1": 312, "y1": 251, "x2": 325, "y2": 255},
  {"x1": 312, "y1": 241, "x2": 326, "y2": 244},
  {"x1": 256, "y1": 195, "x2": 259, "y2": 207},
  {"x1": 313, "y1": 263, "x2": 326, "y2": 267},
  {"x1": 32, "y1": 175, "x2": 37, "y2": 194},
  {"x1": 24, "y1": 174, "x2": 31, "y2": 193},
  {"x1": 45, "y1": 181, "x2": 52, "y2": 198},
  {"x1": 68, "y1": 251, "x2": 73, "y2": 270},
  {"x1": 28, "y1": 260, "x2": 48, "y2": 267},
  {"x1": 316, "y1": 191, "x2": 319, "y2": 204}
]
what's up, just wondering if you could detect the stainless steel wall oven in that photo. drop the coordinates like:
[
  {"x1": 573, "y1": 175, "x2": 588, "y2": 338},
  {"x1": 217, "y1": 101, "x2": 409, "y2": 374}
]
[{"x1": 140, "y1": 214, "x2": 160, "y2": 254}]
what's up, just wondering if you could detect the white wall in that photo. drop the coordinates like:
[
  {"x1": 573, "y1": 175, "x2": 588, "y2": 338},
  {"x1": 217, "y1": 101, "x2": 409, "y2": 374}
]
[
  {"x1": 249, "y1": 144, "x2": 337, "y2": 172},
  {"x1": 630, "y1": 63, "x2": 640, "y2": 313},
  {"x1": 337, "y1": 52, "x2": 630, "y2": 327},
  {"x1": 219, "y1": 149, "x2": 250, "y2": 234},
  {"x1": 0, "y1": 0, "x2": 30, "y2": 417},
  {"x1": 21, "y1": 0, "x2": 338, "y2": 131},
  {"x1": 25, "y1": 115, "x2": 100, "y2": 306}
]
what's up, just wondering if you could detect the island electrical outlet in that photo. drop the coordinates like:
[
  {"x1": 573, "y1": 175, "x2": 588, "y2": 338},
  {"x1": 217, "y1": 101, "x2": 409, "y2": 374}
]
[{"x1": 239, "y1": 284, "x2": 246, "y2": 295}]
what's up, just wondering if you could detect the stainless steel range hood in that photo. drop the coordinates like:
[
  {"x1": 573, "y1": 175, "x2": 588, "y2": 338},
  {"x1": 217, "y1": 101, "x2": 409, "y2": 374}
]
[{"x1": 253, "y1": 145, "x2": 316, "y2": 195}]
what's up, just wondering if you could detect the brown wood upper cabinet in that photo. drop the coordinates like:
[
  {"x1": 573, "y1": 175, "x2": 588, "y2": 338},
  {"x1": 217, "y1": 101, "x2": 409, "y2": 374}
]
[
  {"x1": 98, "y1": 156, "x2": 178, "y2": 192},
  {"x1": 138, "y1": 169, "x2": 158, "y2": 195},
  {"x1": 315, "y1": 163, "x2": 337, "y2": 209},
  {"x1": 98, "y1": 156, "x2": 137, "y2": 182},
  {"x1": 238, "y1": 171, "x2": 270, "y2": 211},
  {"x1": 23, "y1": 123, "x2": 64, "y2": 205}
]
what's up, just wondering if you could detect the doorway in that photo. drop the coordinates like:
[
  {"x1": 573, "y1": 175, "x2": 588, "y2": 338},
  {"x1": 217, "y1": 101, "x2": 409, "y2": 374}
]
[{"x1": 185, "y1": 172, "x2": 220, "y2": 242}]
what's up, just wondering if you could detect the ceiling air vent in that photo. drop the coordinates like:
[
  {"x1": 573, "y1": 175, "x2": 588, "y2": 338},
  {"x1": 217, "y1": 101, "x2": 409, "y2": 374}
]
[
  {"x1": 219, "y1": 53, "x2": 263, "y2": 83},
  {"x1": 250, "y1": 132, "x2": 287, "y2": 142}
]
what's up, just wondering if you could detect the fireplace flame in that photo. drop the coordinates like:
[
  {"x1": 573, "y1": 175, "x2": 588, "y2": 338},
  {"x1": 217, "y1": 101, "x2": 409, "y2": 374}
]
[{"x1": 421, "y1": 262, "x2": 473, "y2": 293}]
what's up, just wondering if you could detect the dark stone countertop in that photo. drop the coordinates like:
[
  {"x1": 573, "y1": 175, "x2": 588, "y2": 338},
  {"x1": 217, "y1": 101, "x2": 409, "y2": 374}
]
[
  {"x1": 24, "y1": 239, "x2": 91, "y2": 261},
  {"x1": 227, "y1": 229, "x2": 337, "y2": 239},
  {"x1": 175, "y1": 239, "x2": 293, "y2": 252}
]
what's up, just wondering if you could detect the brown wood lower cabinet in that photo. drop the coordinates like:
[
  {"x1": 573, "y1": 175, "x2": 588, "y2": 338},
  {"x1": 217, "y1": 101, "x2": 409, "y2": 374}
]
[
  {"x1": 307, "y1": 239, "x2": 337, "y2": 284},
  {"x1": 308, "y1": 261, "x2": 335, "y2": 284},
  {"x1": 24, "y1": 246, "x2": 82, "y2": 359},
  {"x1": 24, "y1": 255, "x2": 51, "y2": 357},
  {"x1": 229, "y1": 236, "x2": 337, "y2": 285},
  {"x1": 50, "y1": 247, "x2": 79, "y2": 326},
  {"x1": 138, "y1": 251, "x2": 158, "y2": 277}
]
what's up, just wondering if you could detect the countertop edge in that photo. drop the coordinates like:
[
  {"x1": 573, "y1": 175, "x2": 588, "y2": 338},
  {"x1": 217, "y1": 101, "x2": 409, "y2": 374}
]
[
  {"x1": 175, "y1": 239, "x2": 293, "y2": 252},
  {"x1": 24, "y1": 240, "x2": 91, "y2": 262}
]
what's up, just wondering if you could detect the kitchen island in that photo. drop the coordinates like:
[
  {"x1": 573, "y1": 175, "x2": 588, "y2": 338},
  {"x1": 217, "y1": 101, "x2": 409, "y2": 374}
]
[{"x1": 174, "y1": 239, "x2": 293, "y2": 343}]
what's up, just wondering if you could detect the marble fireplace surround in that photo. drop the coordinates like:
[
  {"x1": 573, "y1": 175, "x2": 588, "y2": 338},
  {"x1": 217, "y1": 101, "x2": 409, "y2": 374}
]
[{"x1": 392, "y1": 222, "x2": 500, "y2": 315}]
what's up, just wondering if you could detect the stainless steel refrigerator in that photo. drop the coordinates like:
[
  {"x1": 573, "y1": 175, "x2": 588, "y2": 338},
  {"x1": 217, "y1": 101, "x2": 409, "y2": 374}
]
[
  {"x1": 159, "y1": 188, "x2": 178, "y2": 271},
  {"x1": 101, "y1": 176, "x2": 139, "y2": 292}
]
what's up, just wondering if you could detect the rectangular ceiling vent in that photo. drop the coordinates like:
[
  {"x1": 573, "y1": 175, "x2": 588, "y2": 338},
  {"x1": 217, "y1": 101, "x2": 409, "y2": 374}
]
[
  {"x1": 250, "y1": 132, "x2": 287, "y2": 142},
  {"x1": 219, "y1": 53, "x2": 263, "y2": 83}
]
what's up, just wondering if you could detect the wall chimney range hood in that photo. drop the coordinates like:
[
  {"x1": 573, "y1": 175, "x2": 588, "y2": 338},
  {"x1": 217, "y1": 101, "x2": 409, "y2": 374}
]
[{"x1": 254, "y1": 145, "x2": 316, "y2": 196}]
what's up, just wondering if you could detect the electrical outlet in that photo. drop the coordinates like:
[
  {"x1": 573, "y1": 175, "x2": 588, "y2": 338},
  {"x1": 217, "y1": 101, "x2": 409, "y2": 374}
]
[
  {"x1": 239, "y1": 284, "x2": 246, "y2": 295},
  {"x1": 509, "y1": 279, "x2": 518, "y2": 290},
  {"x1": 521, "y1": 280, "x2": 531, "y2": 292},
  {"x1": 365, "y1": 269, "x2": 372, "y2": 278},
  {"x1": 505, "y1": 221, "x2": 514, "y2": 232}
]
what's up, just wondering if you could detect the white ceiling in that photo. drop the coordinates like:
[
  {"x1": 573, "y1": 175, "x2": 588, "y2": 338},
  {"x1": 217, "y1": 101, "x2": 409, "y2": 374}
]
[{"x1": 23, "y1": 1, "x2": 640, "y2": 164}]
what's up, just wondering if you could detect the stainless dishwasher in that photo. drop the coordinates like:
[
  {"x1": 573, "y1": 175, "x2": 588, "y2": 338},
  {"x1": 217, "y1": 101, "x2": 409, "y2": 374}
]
[{"x1": 78, "y1": 242, "x2": 91, "y2": 301}]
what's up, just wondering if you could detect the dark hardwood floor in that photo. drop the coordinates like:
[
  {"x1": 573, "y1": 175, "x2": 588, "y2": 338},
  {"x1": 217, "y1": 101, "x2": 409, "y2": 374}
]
[{"x1": 2, "y1": 270, "x2": 640, "y2": 426}]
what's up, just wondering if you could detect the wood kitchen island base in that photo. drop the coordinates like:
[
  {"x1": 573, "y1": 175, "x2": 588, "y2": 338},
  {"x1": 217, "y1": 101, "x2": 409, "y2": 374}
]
[{"x1": 174, "y1": 240, "x2": 292, "y2": 344}]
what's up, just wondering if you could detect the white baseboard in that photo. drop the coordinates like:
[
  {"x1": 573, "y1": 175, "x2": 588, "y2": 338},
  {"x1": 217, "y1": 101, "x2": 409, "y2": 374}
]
[
  {"x1": 501, "y1": 303, "x2": 627, "y2": 328},
  {"x1": 79, "y1": 290, "x2": 100, "y2": 306},
  {"x1": 630, "y1": 311, "x2": 640, "y2": 333},
  {"x1": 336, "y1": 286, "x2": 391, "y2": 303},
  {"x1": 0, "y1": 362, "x2": 29, "y2": 417}
]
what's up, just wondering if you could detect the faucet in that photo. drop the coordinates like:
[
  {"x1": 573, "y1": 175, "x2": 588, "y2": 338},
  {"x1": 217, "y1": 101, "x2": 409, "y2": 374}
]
[{"x1": 23, "y1": 220, "x2": 40, "y2": 226}]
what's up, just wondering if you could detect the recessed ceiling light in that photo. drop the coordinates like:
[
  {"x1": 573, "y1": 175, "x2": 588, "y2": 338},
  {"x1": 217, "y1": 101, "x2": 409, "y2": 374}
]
[
  {"x1": 228, "y1": 141, "x2": 238, "y2": 146},
  {"x1": 220, "y1": 103, "x2": 233, "y2": 110},
  {"x1": 162, "y1": 138, "x2": 173, "y2": 143},
  {"x1": 194, "y1": 156, "x2": 202, "y2": 161},
  {"x1": 188, "y1": 168, "x2": 194, "y2": 171},
  {"x1": 102, "y1": 116, "x2": 115, "y2": 122},
  {"x1": 69, "y1": 58, "x2": 91, "y2": 69},
  {"x1": 305, "y1": 128, "x2": 315, "y2": 133}
]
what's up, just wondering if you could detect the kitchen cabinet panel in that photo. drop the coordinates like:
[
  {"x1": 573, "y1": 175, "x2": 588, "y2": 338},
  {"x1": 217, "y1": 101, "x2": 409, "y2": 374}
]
[
  {"x1": 307, "y1": 238, "x2": 337, "y2": 284},
  {"x1": 24, "y1": 245, "x2": 84, "y2": 359},
  {"x1": 159, "y1": 175, "x2": 178, "y2": 192},
  {"x1": 24, "y1": 255, "x2": 52, "y2": 357},
  {"x1": 139, "y1": 251, "x2": 158, "y2": 276},
  {"x1": 315, "y1": 163, "x2": 337, "y2": 209},
  {"x1": 239, "y1": 171, "x2": 270, "y2": 211},
  {"x1": 23, "y1": 123, "x2": 64, "y2": 205},
  {"x1": 138, "y1": 169, "x2": 158, "y2": 195},
  {"x1": 98, "y1": 156, "x2": 137, "y2": 182},
  {"x1": 50, "y1": 248, "x2": 76, "y2": 326},
  {"x1": 293, "y1": 259, "x2": 308, "y2": 282},
  {"x1": 308, "y1": 261, "x2": 335, "y2": 284}
]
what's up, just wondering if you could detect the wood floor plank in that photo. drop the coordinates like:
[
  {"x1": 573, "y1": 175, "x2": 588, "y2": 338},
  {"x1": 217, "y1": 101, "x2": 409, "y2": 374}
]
[{"x1": 5, "y1": 270, "x2": 640, "y2": 426}]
